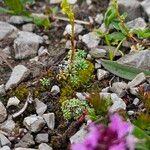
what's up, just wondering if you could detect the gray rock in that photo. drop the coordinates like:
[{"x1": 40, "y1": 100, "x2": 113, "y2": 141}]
[
  {"x1": 129, "y1": 87, "x2": 138, "y2": 96},
  {"x1": 22, "y1": 24, "x2": 35, "y2": 32},
  {"x1": 89, "y1": 48, "x2": 106, "y2": 59},
  {"x1": 7, "y1": 96, "x2": 20, "y2": 108},
  {"x1": 141, "y1": 0, "x2": 150, "y2": 21},
  {"x1": 86, "y1": 54, "x2": 93, "y2": 60},
  {"x1": 14, "y1": 148, "x2": 37, "y2": 150},
  {"x1": 0, "y1": 84, "x2": 6, "y2": 96},
  {"x1": 99, "y1": 92, "x2": 111, "y2": 99},
  {"x1": 35, "y1": 99, "x2": 47, "y2": 116},
  {"x1": 117, "y1": 0, "x2": 142, "y2": 21},
  {"x1": 109, "y1": 93, "x2": 126, "y2": 113},
  {"x1": 64, "y1": 24, "x2": 83, "y2": 35},
  {"x1": 0, "y1": 146, "x2": 10, "y2": 150},
  {"x1": 0, "y1": 133, "x2": 11, "y2": 147},
  {"x1": 97, "y1": 69, "x2": 109, "y2": 81},
  {"x1": 117, "y1": 50, "x2": 150, "y2": 70},
  {"x1": 76, "y1": 92, "x2": 87, "y2": 101},
  {"x1": 101, "y1": 87, "x2": 110, "y2": 92},
  {"x1": 82, "y1": 32, "x2": 100, "y2": 49},
  {"x1": 42, "y1": 113, "x2": 55, "y2": 130},
  {"x1": 110, "y1": 82, "x2": 127, "y2": 97},
  {"x1": 0, "y1": 102, "x2": 7, "y2": 123},
  {"x1": 126, "y1": 17, "x2": 147, "y2": 30},
  {"x1": 133, "y1": 98, "x2": 140, "y2": 105},
  {"x1": 38, "y1": 47, "x2": 49, "y2": 56},
  {"x1": 70, "y1": 125, "x2": 88, "y2": 144},
  {"x1": 128, "y1": 72, "x2": 146, "y2": 88},
  {"x1": 14, "y1": 31, "x2": 43, "y2": 59},
  {"x1": 49, "y1": 0, "x2": 61, "y2": 4},
  {"x1": 38, "y1": 143, "x2": 53, "y2": 150},
  {"x1": 15, "y1": 133, "x2": 35, "y2": 148},
  {"x1": 95, "y1": 63, "x2": 101, "y2": 69},
  {"x1": 0, "y1": 21, "x2": 18, "y2": 41},
  {"x1": 35, "y1": 133, "x2": 49, "y2": 143},
  {"x1": 127, "y1": 111, "x2": 134, "y2": 115},
  {"x1": 8, "y1": 16, "x2": 31, "y2": 25},
  {"x1": 0, "y1": 117, "x2": 15, "y2": 134},
  {"x1": 50, "y1": 85, "x2": 60, "y2": 96},
  {"x1": 23, "y1": 115, "x2": 45, "y2": 133},
  {"x1": 95, "y1": 14, "x2": 103, "y2": 24},
  {"x1": 5, "y1": 65, "x2": 30, "y2": 90}
]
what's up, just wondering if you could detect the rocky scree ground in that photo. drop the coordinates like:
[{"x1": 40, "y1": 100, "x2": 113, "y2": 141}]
[{"x1": 0, "y1": 0, "x2": 150, "y2": 150}]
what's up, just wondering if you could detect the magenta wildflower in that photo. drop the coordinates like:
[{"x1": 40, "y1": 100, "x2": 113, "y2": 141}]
[{"x1": 71, "y1": 114, "x2": 136, "y2": 150}]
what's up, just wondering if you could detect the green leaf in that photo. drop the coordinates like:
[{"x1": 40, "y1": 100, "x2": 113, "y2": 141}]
[
  {"x1": 118, "y1": 23, "x2": 128, "y2": 35},
  {"x1": 132, "y1": 28, "x2": 150, "y2": 39},
  {"x1": 104, "y1": 5, "x2": 116, "y2": 27},
  {"x1": 0, "y1": 7, "x2": 13, "y2": 14},
  {"x1": 133, "y1": 125, "x2": 150, "y2": 149},
  {"x1": 107, "y1": 32, "x2": 126, "y2": 41},
  {"x1": 101, "y1": 59, "x2": 150, "y2": 80}
]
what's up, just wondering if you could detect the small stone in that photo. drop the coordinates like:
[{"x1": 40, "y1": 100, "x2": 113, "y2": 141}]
[
  {"x1": 35, "y1": 133, "x2": 49, "y2": 143},
  {"x1": 0, "y1": 101, "x2": 7, "y2": 123},
  {"x1": 35, "y1": 98, "x2": 47, "y2": 116},
  {"x1": 117, "y1": 50, "x2": 150, "y2": 70},
  {"x1": 50, "y1": 85, "x2": 60, "y2": 96},
  {"x1": 0, "y1": 84, "x2": 6, "y2": 96},
  {"x1": 110, "y1": 82, "x2": 127, "y2": 97},
  {"x1": 129, "y1": 87, "x2": 138, "y2": 96},
  {"x1": 23, "y1": 115, "x2": 45, "y2": 133},
  {"x1": 76, "y1": 92, "x2": 87, "y2": 101},
  {"x1": 95, "y1": 13, "x2": 103, "y2": 24},
  {"x1": 7, "y1": 96, "x2": 20, "y2": 108},
  {"x1": 95, "y1": 63, "x2": 101, "y2": 69},
  {"x1": 8, "y1": 16, "x2": 30, "y2": 25},
  {"x1": 5, "y1": 65, "x2": 30, "y2": 90},
  {"x1": 101, "y1": 87, "x2": 110, "y2": 92},
  {"x1": 38, "y1": 47, "x2": 49, "y2": 56},
  {"x1": 15, "y1": 133, "x2": 35, "y2": 148},
  {"x1": 22, "y1": 23, "x2": 35, "y2": 32},
  {"x1": 64, "y1": 24, "x2": 83, "y2": 35},
  {"x1": 128, "y1": 72, "x2": 146, "y2": 88},
  {"x1": 14, "y1": 31, "x2": 43, "y2": 59},
  {"x1": 117, "y1": 0, "x2": 142, "y2": 21},
  {"x1": 0, "y1": 146, "x2": 10, "y2": 150},
  {"x1": 126, "y1": 17, "x2": 147, "y2": 30},
  {"x1": 141, "y1": 0, "x2": 150, "y2": 21},
  {"x1": 99, "y1": 92, "x2": 111, "y2": 99},
  {"x1": 109, "y1": 93, "x2": 126, "y2": 113},
  {"x1": 127, "y1": 111, "x2": 134, "y2": 115},
  {"x1": 39, "y1": 143, "x2": 53, "y2": 150},
  {"x1": 0, "y1": 133, "x2": 11, "y2": 147},
  {"x1": 42, "y1": 113, "x2": 55, "y2": 130},
  {"x1": 86, "y1": 54, "x2": 93, "y2": 60},
  {"x1": 82, "y1": 32, "x2": 100, "y2": 49},
  {"x1": 89, "y1": 48, "x2": 106, "y2": 59},
  {"x1": 70, "y1": 125, "x2": 88, "y2": 144},
  {"x1": 0, "y1": 21, "x2": 18, "y2": 42},
  {"x1": 133, "y1": 98, "x2": 140, "y2": 105},
  {"x1": 97, "y1": 69, "x2": 109, "y2": 81},
  {"x1": 0, "y1": 117, "x2": 15, "y2": 134}
]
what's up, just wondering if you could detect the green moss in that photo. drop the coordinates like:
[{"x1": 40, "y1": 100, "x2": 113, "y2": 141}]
[{"x1": 11, "y1": 85, "x2": 29, "y2": 100}]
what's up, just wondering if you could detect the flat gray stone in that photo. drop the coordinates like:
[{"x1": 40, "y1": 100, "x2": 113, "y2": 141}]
[
  {"x1": 128, "y1": 72, "x2": 146, "y2": 88},
  {"x1": 97, "y1": 69, "x2": 109, "y2": 81},
  {"x1": 5, "y1": 65, "x2": 30, "y2": 90},
  {"x1": 15, "y1": 133, "x2": 35, "y2": 148},
  {"x1": 117, "y1": 50, "x2": 150, "y2": 70},
  {"x1": 42, "y1": 113, "x2": 55, "y2": 130},
  {"x1": 0, "y1": 21, "x2": 18, "y2": 41},
  {"x1": 35, "y1": 133, "x2": 49, "y2": 143},
  {"x1": 22, "y1": 24, "x2": 35, "y2": 32},
  {"x1": 0, "y1": 133, "x2": 11, "y2": 147},
  {"x1": 141, "y1": 0, "x2": 150, "y2": 21},
  {"x1": 7, "y1": 96, "x2": 20, "y2": 108},
  {"x1": 89, "y1": 48, "x2": 106, "y2": 59},
  {"x1": 38, "y1": 143, "x2": 53, "y2": 150},
  {"x1": 0, "y1": 102, "x2": 7, "y2": 123},
  {"x1": 117, "y1": 0, "x2": 142, "y2": 21},
  {"x1": 8, "y1": 16, "x2": 31, "y2": 25},
  {"x1": 35, "y1": 99, "x2": 47, "y2": 116},
  {"x1": 0, "y1": 146, "x2": 10, "y2": 150},
  {"x1": 23, "y1": 115, "x2": 45, "y2": 133},
  {"x1": 14, "y1": 31, "x2": 43, "y2": 59},
  {"x1": 82, "y1": 32, "x2": 100, "y2": 49},
  {"x1": 0, "y1": 84, "x2": 6, "y2": 96}
]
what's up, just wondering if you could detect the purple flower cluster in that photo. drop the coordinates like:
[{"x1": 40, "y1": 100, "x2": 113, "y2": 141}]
[{"x1": 71, "y1": 114, "x2": 136, "y2": 150}]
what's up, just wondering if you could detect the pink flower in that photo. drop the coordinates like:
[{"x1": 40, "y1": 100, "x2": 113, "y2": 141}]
[{"x1": 71, "y1": 114, "x2": 136, "y2": 150}]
